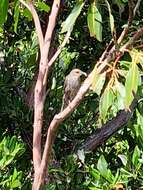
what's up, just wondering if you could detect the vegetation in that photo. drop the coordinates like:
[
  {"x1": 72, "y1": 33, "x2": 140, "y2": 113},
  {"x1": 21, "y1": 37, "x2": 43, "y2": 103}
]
[{"x1": 0, "y1": 0, "x2": 143, "y2": 189}]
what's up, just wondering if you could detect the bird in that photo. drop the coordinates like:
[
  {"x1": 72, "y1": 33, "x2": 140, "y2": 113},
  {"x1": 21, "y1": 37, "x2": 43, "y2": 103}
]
[{"x1": 61, "y1": 69, "x2": 87, "y2": 110}]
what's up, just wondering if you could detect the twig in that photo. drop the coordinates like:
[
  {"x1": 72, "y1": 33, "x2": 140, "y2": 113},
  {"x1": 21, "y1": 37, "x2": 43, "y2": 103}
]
[
  {"x1": 121, "y1": 26, "x2": 143, "y2": 50},
  {"x1": 48, "y1": 29, "x2": 72, "y2": 67},
  {"x1": 19, "y1": 0, "x2": 44, "y2": 52},
  {"x1": 43, "y1": 29, "x2": 72, "y2": 88},
  {"x1": 97, "y1": 26, "x2": 143, "y2": 73},
  {"x1": 117, "y1": 0, "x2": 134, "y2": 44},
  {"x1": 98, "y1": 0, "x2": 134, "y2": 64},
  {"x1": 99, "y1": 40, "x2": 113, "y2": 63},
  {"x1": 134, "y1": 0, "x2": 141, "y2": 16},
  {"x1": 42, "y1": 0, "x2": 61, "y2": 87},
  {"x1": 44, "y1": 0, "x2": 60, "y2": 53}
]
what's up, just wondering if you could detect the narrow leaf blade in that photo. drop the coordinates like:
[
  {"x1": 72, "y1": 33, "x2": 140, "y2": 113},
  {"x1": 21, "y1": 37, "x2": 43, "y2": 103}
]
[
  {"x1": 99, "y1": 88, "x2": 114, "y2": 122},
  {"x1": 0, "y1": 0, "x2": 9, "y2": 26},
  {"x1": 124, "y1": 63, "x2": 140, "y2": 109},
  {"x1": 61, "y1": 1, "x2": 84, "y2": 33},
  {"x1": 87, "y1": 1, "x2": 102, "y2": 41}
]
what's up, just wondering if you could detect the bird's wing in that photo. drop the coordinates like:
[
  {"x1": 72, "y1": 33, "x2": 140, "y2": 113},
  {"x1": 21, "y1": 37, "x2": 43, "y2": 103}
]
[{"x1": 61, "y1": 76, "x2": 71, "y2": 110}]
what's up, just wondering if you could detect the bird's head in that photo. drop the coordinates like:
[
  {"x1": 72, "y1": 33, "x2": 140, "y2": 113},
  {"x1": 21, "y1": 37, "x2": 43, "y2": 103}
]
[{"x1": 70, "y1": 69, "x2": 87, "y2": 78}]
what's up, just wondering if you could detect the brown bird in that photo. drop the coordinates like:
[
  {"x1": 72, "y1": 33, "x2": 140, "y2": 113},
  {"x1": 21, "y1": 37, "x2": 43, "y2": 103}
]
[{"x1": 61, "y1": 69, "x2": 87, "y2": 110}]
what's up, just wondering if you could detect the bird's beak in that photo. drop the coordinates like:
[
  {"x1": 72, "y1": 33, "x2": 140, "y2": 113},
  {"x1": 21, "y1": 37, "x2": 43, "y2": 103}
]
[{"x1": 81, "y1": 71, "x2": 87, "y2": 77}]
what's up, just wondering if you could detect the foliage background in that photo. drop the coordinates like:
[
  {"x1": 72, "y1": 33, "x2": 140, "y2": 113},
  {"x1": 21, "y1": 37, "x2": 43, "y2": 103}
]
[{"x1": 0, "y1": 0, "x2": 143, "y2": 189}]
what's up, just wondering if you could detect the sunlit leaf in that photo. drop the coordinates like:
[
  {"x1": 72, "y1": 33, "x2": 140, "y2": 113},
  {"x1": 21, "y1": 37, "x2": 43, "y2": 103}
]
[
  {"x1": 22, "y1": 8, "x2": 32, "y2": 21},
  {"x1": 14, "y1": 0, "x2": 20, "y2": 33},
  {"x1": 135, "y1": 110, "x2": 143, "y2": 143},
  {"x1": 130, "y1": 49, "x2": 143, "y2": 65},
  {"x1": 120, "y1": 168, "x2": 133, "y2": 177},
  {"x1": 124, "y1": 62, "x2": 140, "y2": 110},
  {"x1": 114, "y1": 80, "x2": 125, "y2": 110},
  {"x1": 11, "y1": 179, "x2": 21, "y2": 188},
  {"x1": 97, "y1": 155, "x2": 108, "y2": 177},
  {"x1": 115, "y1": 80, "x2": 125, "y2": 98},
  {"x1": 105, "y1": 0, "x2": 115, "y2": 37},
  {"x1": 61, "y1": 1, "x2": 84, "y2": 33},
  {"x1": 91, "y1": 66, "x2": 106, "y2": 95},
  {"x1": 37, "y1": 2, "x2": 50, "y2": 13},
  {"x1": 113, "y1": 169, "x2": 120, "y2": 185},
  {"x1": 132, "y1": 146, "x2": 140, "y2": 166},
  {"x1": 89, "y1": 187, "x2": 101, "y2": 190},
  {"x1": 99, "y1": 87, "x2": 114, "y2": 122},
  {"x1": 97, "y1": 155, "x2": 113, "y2": 183},
  {"x1": 89, "y1": 167, "x2": 100, "y2": 180},
  {"x1": 0, "y1": 0, "x2": 9, "y2": 26},
  {"x1": 87, "y1": 1, "x2": 102, "y2": 41}
]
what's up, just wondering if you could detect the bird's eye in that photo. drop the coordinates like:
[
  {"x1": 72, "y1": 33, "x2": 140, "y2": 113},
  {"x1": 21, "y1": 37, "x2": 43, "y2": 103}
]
[{"x1": 76, "y1": 71, "x2": 79, "y2": 73}]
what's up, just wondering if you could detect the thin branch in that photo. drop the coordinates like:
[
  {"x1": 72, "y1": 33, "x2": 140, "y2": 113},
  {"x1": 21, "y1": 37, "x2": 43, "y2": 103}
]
[
  {"x1": 42, "y1": 0, "x2": 61, "y2": 87},
  {"x1": 134, "y1": 0, "x2": 141, "y2": 16},
  {"x1": 19, "y1": 0, "x2": 44, "y2": 52},
  {"x1": 99, "y1": 40, "x2": 113, "y2": 63},
  {"x1": 19, "y1": 0, "x2": 31, "y2": 10},
  {"x1": 43, "y1": 29, "x2": 72, "y2": 89},
  {"x1": 97, "y1": 26, "x2": 143, "y2": 73},
  {"x1": 43, "y1": 0, "x2": 60, "y2": 57},
  {"x1": 121, "y1": 26, "x2": 143, "y2": 50},
  {"x1": 117, "y1": 0, "x2": 134, "y2": 44},
  {"x1": 98, "y1": 0, "x2": 134, "y2": 64},
  {"x1": 48, "y1": 29, "x2": 72, "y2": 67}
]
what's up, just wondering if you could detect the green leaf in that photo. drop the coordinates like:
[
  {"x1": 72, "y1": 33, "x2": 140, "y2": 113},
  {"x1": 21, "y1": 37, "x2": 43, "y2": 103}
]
[
  {"x1": 26, "y1": 53, "x2": 37, "y2": 66},
  {"x1": 97, "y1": 155, "x2": 113, "y2": 183},
  {"x1": 113, "y1": 169, "x2": 120, "y2": 185},
  {"x1": 105, "y1": 0, "x2": 115, "y2": 36},
  {"x1": 89, "y1": 187, "x2": 103, "y2": 190},
  {"x1": 87, "y1": 1, "x2": 102, "y2": 41},
  {"x1": 135, "y1": 110, "x2": 143, "y2": 140},
  {"x1": 97, "y1": 155, "x2": 108, "y2": 177},
  {"x1": 89, "y1": 167, "x2": 100, "y2": 180},
  {"x1": 11, "y1": 179, "x2": 21, "y2": 188},
  {"x1": 99, "y1": 88, "x2": 114, "y2": 122},
  {"x1": 132, "y1": 146, "x2": 140, "y2": 166},
  {"x1": 114, "y1": 80, "x2": 125, "y2": 110},
  {"x1": 115, "y1": 80, "x2": 125, "y2": 98},
  {"x1": 22, "y1": 8, "x2": 32, "y2": 21},
  {"x1": 0, "y1": 0, "x2": 9, "y2": 26},
  {"x1": 37, "y1": 2, "x2": 50, "y2": 13},
  {"x1": 61, "y1": 1, "x2": 84, "y2": 33},
  {"x1": 89, "y1": 187, "x2": 102, "y2": 190},
  {"x1": 124, "y1": 63, "x2": 140, "y2": 110},
  {"x1": 91, "y1": 66, "x2": 106, "y2": 95},
  {"x1": 14, "y1": 0, "x2": 20, "y2": 33},
  {"x1": 120, "y1": 168, "x2": 133, "y2": 178}
]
